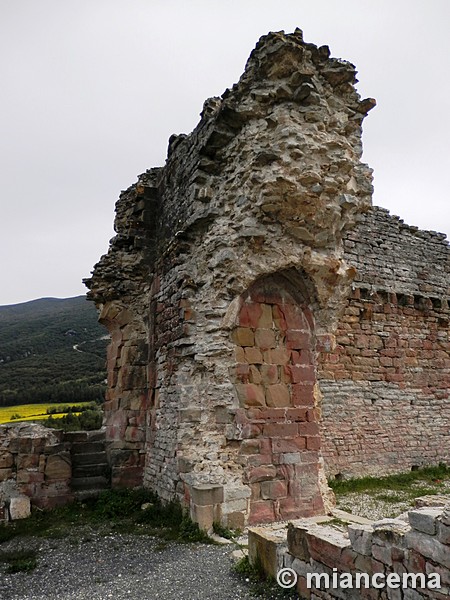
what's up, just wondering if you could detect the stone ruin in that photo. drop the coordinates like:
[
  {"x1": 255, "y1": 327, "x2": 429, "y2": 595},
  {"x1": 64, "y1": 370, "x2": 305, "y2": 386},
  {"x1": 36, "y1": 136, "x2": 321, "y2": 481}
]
[{"x1": 84, "y1": 29, "x2": 450, "y2": 531}]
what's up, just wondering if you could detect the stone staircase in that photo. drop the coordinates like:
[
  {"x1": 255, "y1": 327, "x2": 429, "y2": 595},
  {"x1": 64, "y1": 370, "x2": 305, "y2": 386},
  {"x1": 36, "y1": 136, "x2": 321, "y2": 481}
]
[{"x1": 65, "y1": 429, "x2": 110, "y2": 499}]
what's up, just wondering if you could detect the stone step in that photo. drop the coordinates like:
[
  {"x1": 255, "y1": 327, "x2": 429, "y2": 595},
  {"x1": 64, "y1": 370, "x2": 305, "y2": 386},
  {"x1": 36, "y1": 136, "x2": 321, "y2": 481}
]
[
  {"x1": 73, "y1": 463, "x2": 110, "y2": 478},
  {"x1": 85, "y1": 430, "x2": 106, "y2": 443},
  {"x1": 71, "y1": 451, "x2": 107, "y2": 466},
  {"x1": 74, "y1": 488, "x2": 109, "y2": 502},
  {"x1": 71, "y1": 441, "x2": 106, "y2": 455},
  {"x1": 71, "y1": 475, "x2": 110, "y2": 491}
]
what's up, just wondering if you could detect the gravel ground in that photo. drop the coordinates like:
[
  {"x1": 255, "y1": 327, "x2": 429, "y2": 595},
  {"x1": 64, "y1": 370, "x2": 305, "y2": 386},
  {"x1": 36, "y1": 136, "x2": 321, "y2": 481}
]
[{"x1": 0, "y1": 529, "x2": 291, "y2": 600}]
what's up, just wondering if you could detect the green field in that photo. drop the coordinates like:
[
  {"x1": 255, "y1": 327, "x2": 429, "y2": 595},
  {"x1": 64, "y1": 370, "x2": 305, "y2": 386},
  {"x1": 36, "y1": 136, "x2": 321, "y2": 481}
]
[{"x1": 0, "y1": 402, "x2": 91, "y2": 425}]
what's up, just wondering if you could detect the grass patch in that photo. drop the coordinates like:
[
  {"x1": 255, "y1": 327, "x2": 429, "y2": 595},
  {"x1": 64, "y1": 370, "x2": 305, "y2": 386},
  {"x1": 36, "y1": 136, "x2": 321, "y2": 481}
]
[
  {"x1": 0, "y1": 488, "x2": 211, "y2": 546},
  {"x1": 212, "y1": 521, "x2": 238, "y2": 540},
  {"x1": 329, "y1": 464, "x2": 450, "y2": 495},
  {"x1": 0, "y1": 549, "x2": 37, "y2": 573}
]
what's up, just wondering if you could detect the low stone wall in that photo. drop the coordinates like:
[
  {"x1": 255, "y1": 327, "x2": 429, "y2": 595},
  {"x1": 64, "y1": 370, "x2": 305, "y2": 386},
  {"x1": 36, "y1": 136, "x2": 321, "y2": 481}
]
[
  {"x1": 249, "y1": 500, "x2": 450, "y2": 599},
  {"x1": 0, "y1": 423, "x2": 73, "y2": 511}
]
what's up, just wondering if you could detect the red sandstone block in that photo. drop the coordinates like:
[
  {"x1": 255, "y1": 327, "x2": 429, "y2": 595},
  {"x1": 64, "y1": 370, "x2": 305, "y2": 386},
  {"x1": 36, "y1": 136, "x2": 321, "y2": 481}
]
[
  {"x1": 255, "y1": 328, "x2": 276, "y2": 349},
  {"x1": 244, "y1": 347, "x2": 263, "y2": 364},
  {"x1": 292, "y1": 383, "x2": 315, "y2": 406},
  {"x1": 286, "y1": 364, "x2": 315, "y2": 383},
  {"x1": 306, "y1": 531, "x2": 352, "y2": 570},
  {"x1": 263, "y1": 422, "x2": 298, "y2": 437},
  {"x1": 258, "y1": 304, "x2": 274, "y2": 328},
  {"x1": 247, "y1": 454, "x2": 274, "y2": 467},
  {"x1": 248, "y1": 500, "x2": 275, "y2": 524},
  {"x1": 249, "y1": 365, "x2": 262, "y2": 384},
  {"x1": 281, "y1": 365, "x2": 293, "y2": 383},
  {"x1": 259, "y1": 438, "x2": 272, "y2": 454},
  {"x1": 260, "y1": 479, "x2": 288, "y2": 500},
  {"x1": 265, "y1": 383, "x2": 290, "y2": 407},
  {"x1": 287, "y1": 408, "x2": 308, "y2": 421},
  {"x1": 244, "y1": 408, "x2": 262, "y2": 421},
  {"x1": 235, "y1": 346, "x2": 245, "y2": 362},
  {"x1": 247, "y1": 465, "x2": 277, "y2": 483},
  {"x1": 239, "y1": 302, "x2": 261, "y2": 328},
  {"x1": 235, "y1": 363, "x2": 250, "y2": 383},
  {"x1": 298, "y1": 422, "x2": 319, "y2": 436},
  {"x1": 260, "y1": 364, "x2": 278, "y2": 384},
  {"x1": 278, "y1": 496, "x2": 313, "y2": 520},
  {"x1": 272, "y1": 305, "x2": 287, "y2": 330},
  {"x1": 280, "y1": 304, "x2": 309, "y2": 330},
  {"x1": 286, "y1": 330, "x2": 311, "y2": 350},
  {"x1": 264, "y1": 347, "x2": 290, "y2": 365},
  {"x1": 306, "y1": 436, "x2": 321, "y2": 450},
  {"x1": 235, "y1": 384, "x2": 266, "y2": 407},
  {"x1": 232, "y1": 327, "x2": 254, "y2": 346},
  {"x1": 241, "y1": 424, "x2": 262, "y2": 438},
  {"x1": 272, "y1": 437, "x2": 306, "y2": 453}
]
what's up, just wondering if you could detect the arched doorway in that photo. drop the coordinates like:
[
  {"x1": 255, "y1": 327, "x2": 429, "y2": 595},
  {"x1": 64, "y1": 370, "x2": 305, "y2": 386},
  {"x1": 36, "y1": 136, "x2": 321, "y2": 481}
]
[{"x1": 231, "y1": 272, "x2": 324, "y2": 523}]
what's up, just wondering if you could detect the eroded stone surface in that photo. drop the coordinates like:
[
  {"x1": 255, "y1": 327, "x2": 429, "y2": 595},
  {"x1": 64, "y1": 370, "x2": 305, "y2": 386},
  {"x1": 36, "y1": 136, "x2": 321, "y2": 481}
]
[
  {"x1": 85, "y1": 29, "x2": 375, "y2": 526},
  {"x1": 85, "y1": 27, "x2": 449, "y2": 529}
]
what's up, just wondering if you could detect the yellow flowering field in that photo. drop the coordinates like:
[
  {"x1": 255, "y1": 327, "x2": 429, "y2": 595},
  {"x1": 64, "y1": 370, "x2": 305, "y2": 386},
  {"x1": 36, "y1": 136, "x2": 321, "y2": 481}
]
[{"x1": 0, "y1": 402, "x2": 91, "y2": 425}]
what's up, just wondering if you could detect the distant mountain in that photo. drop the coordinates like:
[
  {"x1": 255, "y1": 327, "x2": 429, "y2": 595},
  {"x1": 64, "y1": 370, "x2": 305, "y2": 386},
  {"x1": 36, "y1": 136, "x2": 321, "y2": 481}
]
[{"x1": 0, "y1": 296, "x2": 108, "y2": 407}]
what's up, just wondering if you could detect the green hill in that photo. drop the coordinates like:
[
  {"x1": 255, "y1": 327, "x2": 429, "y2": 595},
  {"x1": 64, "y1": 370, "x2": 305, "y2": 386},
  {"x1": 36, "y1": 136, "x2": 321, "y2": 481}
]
[{"x1": 0, "y1": 296, "x2": 108, "y2": 407}]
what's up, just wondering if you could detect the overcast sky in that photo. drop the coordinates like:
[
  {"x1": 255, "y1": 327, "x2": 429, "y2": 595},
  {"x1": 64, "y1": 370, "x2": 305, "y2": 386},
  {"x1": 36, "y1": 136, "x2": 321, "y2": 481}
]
[{"x1": 1, "y1": 0, "x2": 449, "y2": 306}]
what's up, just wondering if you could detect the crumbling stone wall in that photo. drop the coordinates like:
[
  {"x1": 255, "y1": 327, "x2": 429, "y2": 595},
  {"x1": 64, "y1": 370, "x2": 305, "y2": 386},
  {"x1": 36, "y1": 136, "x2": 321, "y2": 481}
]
[
  {"x1": 86, "y1": 29, "x2": 375, "y2": 527},
  {"x1": 249, "y1": 501, "x2": 450, "y2": 599},
  {"x1": 320, "y1": 207, "x2": 450, "y2": 478},
  {"x1": 0, "y1": 423, "x2": 73, "y2": 510}
]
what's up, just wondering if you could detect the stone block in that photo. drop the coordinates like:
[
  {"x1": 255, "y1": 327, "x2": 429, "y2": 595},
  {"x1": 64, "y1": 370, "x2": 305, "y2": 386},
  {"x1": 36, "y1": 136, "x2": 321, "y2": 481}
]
[
  {"x1": 437, "y1": 521, "x2": 450, "y2": 545},
  {"x1": 179, "y1": 408, "x2": 202, "y2": 422},
  {"x1": 0, "y1": 451, "x2": 13, "y2": 469},
  {"x1": 238, "y1": 302, "x2": 262, "y2": 329},
  {"x1": 244, "y1": 347, "x2": 263, "y2": 364},
  {"x1": 291, "y1": 383, "x2": 315, "y2": 406},
  {"x1": 191, "y1": 484, "x2": 224, "y2": 506},
  {"x1": 264, "y1": 347, "x2": 290, "y2": 365},
  {"x1": 288, "y1": 364, "x2": 315, "y2": 383},
  {"x1": 287, "y1": 523, "x2": 310, "y2": 560},
  {"x1": 260, "y1": 364, "x2": 279, "y2": 384},
  {"x1": 260, "y1": 479, "x2": 287, "y2": 500},
  {"x1": 232, "y1": 327, "x2": 254, "y2": 346},
  {"x1": 45, "y1": 454, "x2": 71, "y2": 481},
  {"x1": 9, "y1": 496, "x2": 31, "y2": 520},
  {"x1": 248, "y1": 526, "x2": 287, "y2": 577},
  {"x1": 224, "y1": 485, "x2": 251, "y2": 502},
  {"x1": 348, "y1": 523, "x2": 373, "y2": 555},
  {"x1": 249, "y1": 365, "x2": 262, "y2": 384},
  {"x1": 248, "y1": 500, "x2": 275, "y2": 524},
  {"x1": 408, "y1": 507, "x2": 442, "y2": 535},
  {"x1": 285, "y1": 330, "x2": 310, "y2": 350},
  {"x1": 225, "y1": 511, "x2": 245, "y2": 530},
  {"x1": 247, "y1": 465, "x2": 277, "y2": 483},
  {"x1": 263, "y1": 422, "x2": 298, "y2": 437},
  {"x1": 190, "y1": 503, "x2": 215, "y2": 531},
  {"x1": 272, "y1": 437, "x2": 306, "y2": 453},
  {"x1": 405, "y1": 529, "x2": 450, "y2": 569},
  {"x1": 265, "y1": 383, "x2": 290, "y2": 407},
  {"x1": 0, "y1": 468, "x2": 13, "y2": 482},
  {"x1": 255, "y1": 328, "x2": 276, "y2": 349},
  {"x1": 306, "y1": 527, "x2": 352, "y2": 570},
  {"x1": 235, "y1": 383, "x2": 266, "y2": 407}
]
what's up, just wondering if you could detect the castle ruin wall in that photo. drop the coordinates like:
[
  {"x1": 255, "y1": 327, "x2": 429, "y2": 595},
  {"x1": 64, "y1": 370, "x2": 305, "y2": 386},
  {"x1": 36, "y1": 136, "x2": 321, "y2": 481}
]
[{"x1": 86, "y1": 29, "x2": 449, "y2": 528}]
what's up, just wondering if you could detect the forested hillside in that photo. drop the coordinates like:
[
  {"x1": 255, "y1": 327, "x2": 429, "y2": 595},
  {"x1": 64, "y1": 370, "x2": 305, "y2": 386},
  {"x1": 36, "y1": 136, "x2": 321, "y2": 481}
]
[{"x1": 0, "y1": 296, "x2": 108, "y2": 406}]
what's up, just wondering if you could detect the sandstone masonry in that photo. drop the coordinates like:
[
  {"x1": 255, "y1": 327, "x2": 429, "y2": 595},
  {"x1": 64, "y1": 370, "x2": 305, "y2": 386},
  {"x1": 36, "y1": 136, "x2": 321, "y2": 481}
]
[
  {"x1": 85, "y1": 29, "x2": 449, "y2": 528},
  {"x1": 249, "y1": 498, "x2": 450, "y2": 599}
]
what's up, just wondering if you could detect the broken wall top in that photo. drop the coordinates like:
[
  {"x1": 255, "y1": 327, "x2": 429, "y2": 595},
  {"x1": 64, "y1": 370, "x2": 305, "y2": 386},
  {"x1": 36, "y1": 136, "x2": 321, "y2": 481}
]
[{"x1": 86, "y1": 29, "x2": 375, "y2": 307}]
